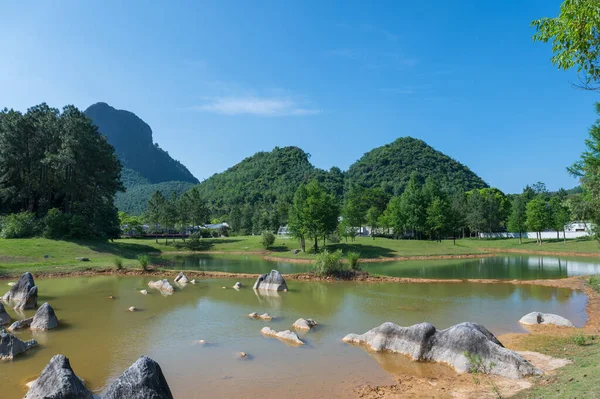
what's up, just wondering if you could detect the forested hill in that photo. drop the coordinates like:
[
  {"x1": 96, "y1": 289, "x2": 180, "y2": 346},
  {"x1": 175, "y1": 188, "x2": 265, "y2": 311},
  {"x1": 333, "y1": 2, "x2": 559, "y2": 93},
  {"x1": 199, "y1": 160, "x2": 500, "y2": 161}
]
[
  {"x1": 345, "y1": 137, "x2": 488, "y2": 194},
  {"x1": 194, "y1": 146, "x2": 344, "y2": 216},
  {"x1": 85, "y1": 102, "x2": 198, "y2": 184}
]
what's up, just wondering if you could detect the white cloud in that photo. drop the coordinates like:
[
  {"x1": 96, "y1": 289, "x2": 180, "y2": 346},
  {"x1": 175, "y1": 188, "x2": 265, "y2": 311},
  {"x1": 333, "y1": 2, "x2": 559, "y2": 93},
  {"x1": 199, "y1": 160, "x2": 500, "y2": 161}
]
[{"x1": 192, "y1": 96, "x2": 321, "y2": 116}]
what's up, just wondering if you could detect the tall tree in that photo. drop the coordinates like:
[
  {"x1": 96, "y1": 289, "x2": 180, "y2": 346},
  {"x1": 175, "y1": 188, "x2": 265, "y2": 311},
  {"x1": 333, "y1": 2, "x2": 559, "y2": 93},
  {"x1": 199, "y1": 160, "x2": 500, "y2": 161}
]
[
  {"x1": 508, "y1": 195, "x2": 527, "y2": 244},
  {"x1": 145, "y1": 190, "x2": 167, "y2": 243},
  {"x1": 549, "y1": 196, "x2": 572, "y2": 243},
  {"x1": 532, "y1": 0, "x2": 600, "y2": 91},
  {"x1": 399, "y1": 172, "x2": 425, "y2": 239},
  {"x1": 526, "y1": 198, "x2": 550, "y2": 245},
  {"x1": 426, "y1": 197, "x2": 449, "y2": 242}
]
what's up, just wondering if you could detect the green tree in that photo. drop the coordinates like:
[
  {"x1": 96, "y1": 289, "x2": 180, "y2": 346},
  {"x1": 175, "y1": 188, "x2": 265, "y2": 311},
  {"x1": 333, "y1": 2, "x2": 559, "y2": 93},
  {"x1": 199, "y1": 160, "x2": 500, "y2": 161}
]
[
  {"x1": 507, "y1": 195, "x2": 527, "y2": 244},
  {"x1": 466, "y1": 189, "x2": 486, "y2": 237},
  {"x1": 526, "y1": 198, "x2": 550, "y2": 245},
  {"x1": 549, "y1": 196, "x2": 572, "y2": 243},
  {"x1": 426, "y1": 197, "x2": 449, "y2": 242},
  {"x1": 366, "y1": 206, "x2": 382, "y2": 240},
  {"x1": 399, "y1": 172, "x2": 425, "y2": 239},
  {"x1": 448, "y1": 190, "x2": 468, "y2": 243},
  {"x1": 532, "y1": 0, "x2": 600, "y2": 91},
  {"x1": 146, "y1": 190, "x2": 167, "y2": 243}
]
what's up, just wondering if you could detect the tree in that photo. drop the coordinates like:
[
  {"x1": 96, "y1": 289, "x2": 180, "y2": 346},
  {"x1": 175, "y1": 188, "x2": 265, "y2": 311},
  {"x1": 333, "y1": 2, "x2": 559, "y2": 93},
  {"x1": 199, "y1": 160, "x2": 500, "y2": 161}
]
[
  {"x1": 146, "y1": 190, "x2": 167, "y2": 243},
  {"x1": 549, "y1": 196, "x2": 572, "y2": 243},
  {"x1": 532, "y1": 0, "x2": 600, "y2": 91},
  {"x1": 448, "y1": 190, "x2": 468, "y2": 243},
  {"x1": 466, "y1": 189, "x2": 486, "y2": 237},
  {"x1": 288, "y1": 184, "x2": 310, "y2": 252},
  {"x1": 366, "y1": 206, "x2": 382, "y2": 239},
  {"x1": 426, "y1": 197, "x2": 449, "y2": 242},
  {"x1": 507, "y1": 195, "x2": 527, "y2": 244},
  {"x1": 526, "y1": 198, "x2": 550, "y2": 245},
  {"x1": 399, "y1": 172, "x2": 425, "y2": 239}
]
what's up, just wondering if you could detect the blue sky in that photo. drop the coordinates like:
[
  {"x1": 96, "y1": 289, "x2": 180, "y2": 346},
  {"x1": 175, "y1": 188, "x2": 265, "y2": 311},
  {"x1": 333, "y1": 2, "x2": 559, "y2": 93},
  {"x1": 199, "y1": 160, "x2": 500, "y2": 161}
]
[{"x1": 0, "y1": 0, "x2": 596, "y2": 193}]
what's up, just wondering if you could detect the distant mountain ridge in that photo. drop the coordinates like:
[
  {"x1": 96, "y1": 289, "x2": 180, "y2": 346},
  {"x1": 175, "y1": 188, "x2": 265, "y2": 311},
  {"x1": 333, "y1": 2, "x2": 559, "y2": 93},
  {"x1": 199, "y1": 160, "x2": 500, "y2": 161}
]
[{"x1": 85, "y1": 102, "x2": 198, "y2": 184}]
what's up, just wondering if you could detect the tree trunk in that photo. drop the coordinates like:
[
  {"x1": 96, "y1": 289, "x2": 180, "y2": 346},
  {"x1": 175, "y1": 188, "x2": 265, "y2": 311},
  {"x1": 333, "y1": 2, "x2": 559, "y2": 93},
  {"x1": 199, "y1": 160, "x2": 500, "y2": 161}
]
[
  {"x1": 314, "y1": 236, "x2": 319, "y2": 252},
  {"x1": 556, "y1": 231, "x2": 559, "y2": 240},
  {"x1": 301, "y1": 237, "x2": 306, "y2": 252},
  {"x1": 563, "y1": 229, "x2": 567, "y2": 244},
  {"x1": 519, "y1": 231, "x2": 522, "y2": 245}
]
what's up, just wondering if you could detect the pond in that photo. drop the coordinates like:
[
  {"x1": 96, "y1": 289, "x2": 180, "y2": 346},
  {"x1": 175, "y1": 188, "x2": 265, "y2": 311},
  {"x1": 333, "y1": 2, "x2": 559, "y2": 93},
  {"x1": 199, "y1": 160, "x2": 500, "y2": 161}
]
[
  {"x1": 1, "y1": 275, "x2": 587, "y2": 398},
  {"x1": 159, "y1": 254, "x2": 600, "y2": 280}
]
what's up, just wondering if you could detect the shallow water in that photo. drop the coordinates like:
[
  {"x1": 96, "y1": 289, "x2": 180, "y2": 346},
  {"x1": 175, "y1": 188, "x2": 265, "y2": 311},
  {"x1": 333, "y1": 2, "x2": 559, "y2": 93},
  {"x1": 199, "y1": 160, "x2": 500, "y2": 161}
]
[
  {"x1": 0, "y1": 276, "x2": 587, "y2": 398},
  {"x1": 160, "y1": 253, "x2": 600, "y2": 280}
]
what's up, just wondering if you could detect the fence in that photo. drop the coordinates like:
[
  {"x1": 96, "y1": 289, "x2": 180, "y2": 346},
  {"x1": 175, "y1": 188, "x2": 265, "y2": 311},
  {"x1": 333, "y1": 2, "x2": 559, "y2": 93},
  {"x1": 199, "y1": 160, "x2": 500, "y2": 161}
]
[{"x1": 478, "y1": 231, "x2": 591, "y2": 240}]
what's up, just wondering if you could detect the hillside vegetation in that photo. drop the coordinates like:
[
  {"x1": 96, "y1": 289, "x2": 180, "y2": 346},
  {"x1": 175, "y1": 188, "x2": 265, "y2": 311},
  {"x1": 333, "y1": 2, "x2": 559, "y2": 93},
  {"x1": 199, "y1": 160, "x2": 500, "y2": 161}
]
[{"x1": 346, "y1": 137, "x2": 488, "y2": 194}]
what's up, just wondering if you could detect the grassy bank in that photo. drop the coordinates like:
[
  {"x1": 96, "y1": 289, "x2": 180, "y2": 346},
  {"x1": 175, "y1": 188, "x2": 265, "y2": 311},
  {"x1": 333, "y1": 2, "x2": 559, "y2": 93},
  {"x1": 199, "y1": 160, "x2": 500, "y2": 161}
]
[{"x1": 0, "y1": 236, "x2": 599, "y2": 277}]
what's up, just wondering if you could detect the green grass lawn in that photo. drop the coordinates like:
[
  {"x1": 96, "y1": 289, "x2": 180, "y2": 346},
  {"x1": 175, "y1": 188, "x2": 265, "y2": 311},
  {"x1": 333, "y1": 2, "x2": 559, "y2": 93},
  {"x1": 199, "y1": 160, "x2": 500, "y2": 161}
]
[
  {"x1": 0, "y1": 235, "x2": 599, "y2": 277},
  {"x1": 514, "y1": 333, "x2": 600, "y2": 399}
]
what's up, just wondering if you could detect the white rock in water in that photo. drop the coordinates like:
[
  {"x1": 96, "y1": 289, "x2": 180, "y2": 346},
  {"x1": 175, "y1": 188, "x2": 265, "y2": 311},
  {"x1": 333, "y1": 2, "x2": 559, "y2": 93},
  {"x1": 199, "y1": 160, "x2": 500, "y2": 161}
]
[
  {"x1": 148, "y1": 279, "x2": 174, "y2": 294},
  {"x1": 261, "y1": 326, "x2": 304, "y2": 345},
  {"x1": 519, "y1": 312, "x2": 574, "y2": 327},
  {"x1": 259, "y1": 313, "x2": 272, "y2": 321},
  {"x1": 140, "y1": 290, "x2": 148, "y2": 295},
  {"x1": 253, "y1": 270, "x2": 288, "y2": 291},
  {"x1": 343, "y1": 322, "x2": 541, "y2": 379},
  {"x1": 174, "y1": 272, "x2": 189, "y2": 284},
  {"x1": 128, "y1": 307, "x2": 137, "y2": 312},
  {"x1": 293, "y1": 318, "x2": 317, "y2": 330},
  {"x1": 7, "y1": 282, "x2": 15, "y2": 287},
  {"x1": 233, "y1": 282, "x2": 242, "y2": 289},
  {"x1": 190, "y1": 279, "x2": 196, "y2": 284}
]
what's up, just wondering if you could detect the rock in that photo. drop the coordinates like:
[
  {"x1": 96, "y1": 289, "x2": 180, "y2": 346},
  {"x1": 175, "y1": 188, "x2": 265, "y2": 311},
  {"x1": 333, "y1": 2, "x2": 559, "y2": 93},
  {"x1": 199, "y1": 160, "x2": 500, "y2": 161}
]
[
  {"x1": 237, "y1": 352, "x2": 247, "y2": 359},
  {"x1": 2, "y1": 272, "x2": 38, "y2": 310},
  {"x1": 24, "y1": 354, "x2": 92, "y2": 399},
  {"x1": 248, "y1": 312, "x2": 258, "y2": 318},
  {"x1": 148, "y1": 279, "x2": 174, "y2": 294},
  {"x1": 30, "y1": 303, "x2": 59, "y2": 331},
  {"x1": 103, "y1": 356, "x2": 174, "y2": 399},
  {"x1": 261, "y1": 326, "x2": 304, "y2": 345},
  {"x1": 108, "y1": 295, "x2": 115, "y2": 300},
  {"x1": 7, "y1": 282, "x2": 15, "y2": 286},
  {"x1": 519, "y1": 312, "x2": 575, "y2": 328},
  {"x1": 233, "y1": 282, "x2": 242, "y2": 289},
  {"x1": 222, "y1": 287, "x2": 227, "y2": 289},
  {"x1": 192, "y1": 339, "x2": 206, "y2": 345},
  {"x1": 293, "y1": 318, "x2": 317, "y2": 330},
  {"x1": 253, "y1": 270, "x2": 288, "y2": 292},
  {"x1": 0, "y1": 329, "x2": 37, "y2": 360},
  {"x1": 0, "y1": 302, "x2": 11, "y2": 326},
  {"x1": 342, "y1": 322, "x2": 541, "y2": 379},
  {"x1": 293, "y1": 249, "x2": 301, "y2": 254},
  {"x1": 259, "y1": 313, "x2": 272, "y2": 321},
  {"x1": 75, "y1": 257, "x2": 90, "y2": 262},
  {"x1": 8, "y1": 317, "x2": 33, "y2": 332},
  {"x1": 174, "y1": 272, "x2": 189, "y2": 284},
  {"x1": 140, "y1": 290, "x2": 148, "y2": 295},
  {"x1": 129, "y1": 307, "x2": 138, "y2": 312},
  {"x1": 190, "y1": 279, "x2": 196, "y2": 284}
]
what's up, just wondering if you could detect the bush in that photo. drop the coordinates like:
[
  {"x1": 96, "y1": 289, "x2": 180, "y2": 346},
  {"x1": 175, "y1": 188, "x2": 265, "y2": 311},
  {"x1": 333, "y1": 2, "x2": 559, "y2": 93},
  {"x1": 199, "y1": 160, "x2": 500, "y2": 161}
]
[
  {"x1": 346, "y1": 251, "x2": 361, "y2": 270},
  {"x1": 197, "y1": 228, "x2": 211, "y2": 238},
  {"x1": 113, "y1": 256, "x2": 124, "y2": 270},
  {"x1": 571, "y1": 332, "x2": 587, "y2": 346},
  {"x1": 313, "y1": 249, "x2": 344, "y2": 276},
  {"x1": 0, "y1": 212, "x2": 38, "y2": 238},
  {"x1": 261, "y1": 231, "x2": 276, "y2": 249},
  {"x1": 589, "y1": 276, "x2": 600, "y2": 293},
  {"x1": 137, "y1": 254, "x2": 150, "y2": 271},
  {"x1": 327, "y1": 233, "x2": 341, "y2": 244},
  {"x1": 211, "y1": 230, "x2": 220, "y2": 238},
  {"x1": 43, "y1": 208, "x2": 70, "y2": 239},
  {"x1": 218, "y1": 225, "x2": 230, "y2": 237}
]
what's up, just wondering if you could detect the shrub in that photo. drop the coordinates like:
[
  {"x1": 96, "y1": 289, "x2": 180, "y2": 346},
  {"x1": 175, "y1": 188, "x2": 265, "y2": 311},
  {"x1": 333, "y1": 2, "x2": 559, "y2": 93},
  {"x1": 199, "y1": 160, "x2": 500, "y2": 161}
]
[
  {"x1": 113, "y1": 256, "x2": 124, "y2": 270},
  {"x1": 571, "y1": 332, "x2": 587, "y2": 346},
  {"x1": 313, "y1": 249, "x2": 344, "y2": 276},
  {"x1": 327, "y1": 233, "x2": 341, "y2": 244},
  {"x1": 589, "y1": 276, "x2": 600, "y2": 293},
  {"x1": 346, "y1": 251, "x2": 361, "y2": 270},
  {"x1": 261, "y1": 231, "x2": 276, "y2": 249},
  {"x1": 0, "y1": 212, "x2": 38, "y2": 238},
  {"x1": 211, "y1": 230, "x2": 220, "y2": 238},
  {"x1": 197, "y1": 228, "x2": 211, "y2": 238},
  {"x1": 43, "y1": 208, "x2": 70, "y2": 239},
  {"x1": 137, "y1": 254, "x2": 150, "y2": 271},
  {"x1": 218, "y1": 225, "x2": 230, "y2": 237}
]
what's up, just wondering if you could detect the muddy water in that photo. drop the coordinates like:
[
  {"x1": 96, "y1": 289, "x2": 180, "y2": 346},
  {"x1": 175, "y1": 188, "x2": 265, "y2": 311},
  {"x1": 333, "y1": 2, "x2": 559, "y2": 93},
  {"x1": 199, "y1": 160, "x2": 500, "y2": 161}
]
[
  {"x1": 0, "y1": 276, "x2": 587, "y2": 398},
  {"x1": 161, "y1": 254, "x2": 600, "y2": 279}
]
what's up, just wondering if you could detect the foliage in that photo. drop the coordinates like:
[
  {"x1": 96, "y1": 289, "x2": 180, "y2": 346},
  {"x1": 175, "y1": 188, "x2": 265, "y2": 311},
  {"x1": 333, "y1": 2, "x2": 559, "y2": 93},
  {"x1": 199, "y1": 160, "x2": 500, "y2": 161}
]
[
  {"x1": 113, "y1": 256, "x2": 123, "y2": 270},
  {"x1": 589, "y1": 275, "x2": 600, "y2": 292},
  {"x1": 346, "y1": 251, "x2": 361, "y2": 270},
  {"x1": 571, "y1": 332, "x2": 588, "y2": 346},
  {"x1": 464, "y1": 351, "x2": 502, "y2": 399},
  {"x1": 526, "y1": 198, "x2": 551, "y2": 244},
  {"x1": 43, "y1": 208, "x2": 71, "y2": 239},
  {"x1": 0, "y1": 212, "x2": 38, "y2": 238},
  {"x1": 197, "y1": 228, "x2": 212, "y2": 238},
  {"x1": 261, "y1": 231, "x2": 276, "y2": 249},
  {"x1": 345, "y1": 137, "x2": 488, "y2": 194},
  {"x1": 0, "y1": 104, "x2": 123, "y2": 239},
  {"x1": 532, "y1": 0, "x2": 600, "y2": 91},
  {"x1": 137, "y1": 254, "x2": 150, "y2": 271},
  {"x1": 115, "y1": 179, "x2": 195, "y2": 215},
  {"x1": 507, "y1": 195, "x2": 527, "y2": 243},
  {"x1": 85, "y1": 103, "x2": 198, "y2": 184},
  {"x1": 312, "y1": 249, "x2": 344, "y2": 276}
]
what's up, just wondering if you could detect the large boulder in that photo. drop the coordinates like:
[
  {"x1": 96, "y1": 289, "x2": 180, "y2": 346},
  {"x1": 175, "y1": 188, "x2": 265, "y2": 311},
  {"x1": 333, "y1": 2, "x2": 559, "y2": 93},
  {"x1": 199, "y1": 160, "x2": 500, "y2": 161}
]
[
  {"x1": 148, "y1": 279, "x2": 174, "y2": 295},
  {"x1": 174, "y1": 272, "x2": 189, "y2": 284},
  {"x1": 343, "y1": 322, "x2": 541, "y2": 379},
  {"x1": 24, "y1": 354, "x2": 93, "y2": 399},
  {"x1": 0, "y1": 302, "x2": 11, "y2": 326},
  {"x1": 253, "y1": 270, "x2": 288, "y2": 292},
  {"x1": 261, "y1": 327, "x2": 304, "y2": 345},
  {"x1": 31, "y1": 303, "x2": 59, "y2": 331},
  {"x1": 2, "y1": 272, "x2": 38, "y2": 310},
  {"x1": 0, "y1": 329, "x2": 37, "y2": 360},
  {"x1": 103, "y1": 356, "x2": 173, "y2": 399},
  {"x1": 519, "y1": 312, "x2": 574, "y2": 328}
]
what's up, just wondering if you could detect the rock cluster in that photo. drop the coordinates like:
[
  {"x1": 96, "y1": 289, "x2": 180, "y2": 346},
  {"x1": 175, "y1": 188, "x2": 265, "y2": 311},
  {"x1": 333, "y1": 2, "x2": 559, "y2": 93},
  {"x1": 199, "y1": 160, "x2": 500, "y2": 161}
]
[
  {"x1": 519, "y1": 312, "x2": 574, "y2": 327},
  {"x1": 2, "y1": 272, "x2": 38, "y2": 310},
  {"x1": 24, "y1": 355, "x2": 92, "y2": 399},
  {"x1": 343, "y1": 322, "x2": 541, "y2": 379},
  {"x1": 0, "y1": 329, "x2": 38, "y2": 360},
  {"x1": 293, "y1": 318, "x2": 317, "y2": 330},
  {"x1": 148, "y1": 279, "x2": 174, "y2": 294},
  {"x1": 261, "y1": 326, "x2": 304, "y2": 345},
  {"x1": 249, "y1": 312, "x2": 272, "y2": 320},
  {"x1": 253, "y1": 270, "x2": 288, "y2": 292}
]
